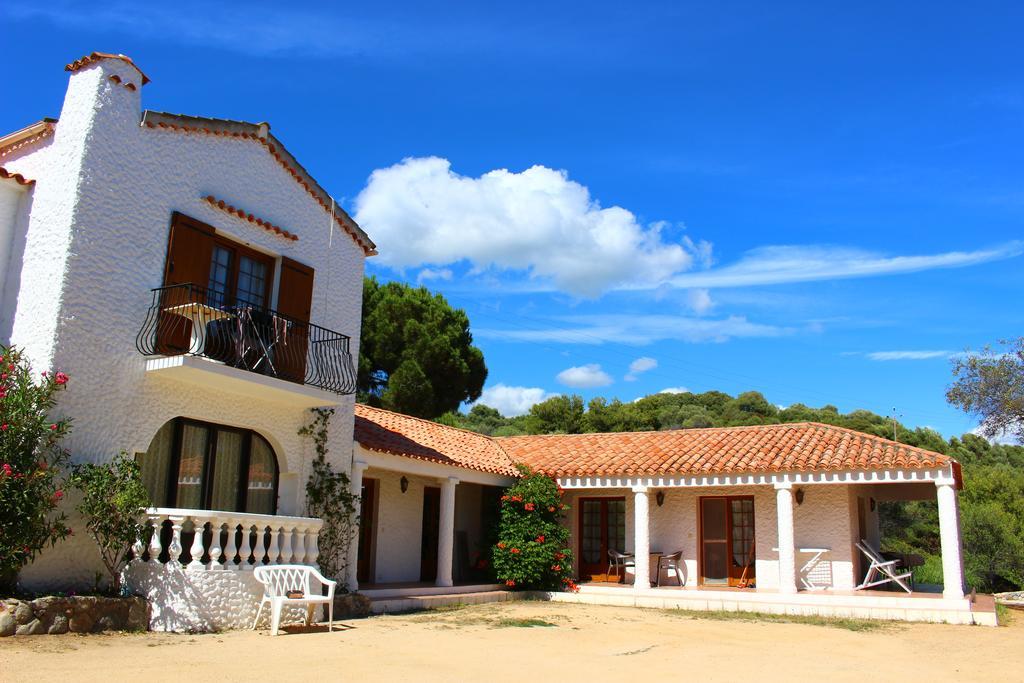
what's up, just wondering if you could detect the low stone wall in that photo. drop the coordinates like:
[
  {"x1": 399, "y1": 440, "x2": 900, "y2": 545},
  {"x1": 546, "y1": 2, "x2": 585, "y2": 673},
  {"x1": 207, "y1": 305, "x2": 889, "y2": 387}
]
[{"x1": 0, "y1": 595, "x2": 148, "y2": 636}]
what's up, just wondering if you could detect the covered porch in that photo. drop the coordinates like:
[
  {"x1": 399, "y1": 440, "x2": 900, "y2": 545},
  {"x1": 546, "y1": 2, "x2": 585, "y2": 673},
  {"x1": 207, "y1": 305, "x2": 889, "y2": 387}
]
[
  {"x1": 554, "y1": 465, "x2": 993, "y2": 625},
  {"x1": 349, "y1": 404, "x2": 522, "y2": 607}
]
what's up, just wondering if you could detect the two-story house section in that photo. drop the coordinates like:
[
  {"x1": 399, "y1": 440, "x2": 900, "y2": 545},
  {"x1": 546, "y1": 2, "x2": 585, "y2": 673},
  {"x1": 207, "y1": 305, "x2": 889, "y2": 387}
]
[{"x1": 0, "y1": 53, "x2": 374, "y2": 630}]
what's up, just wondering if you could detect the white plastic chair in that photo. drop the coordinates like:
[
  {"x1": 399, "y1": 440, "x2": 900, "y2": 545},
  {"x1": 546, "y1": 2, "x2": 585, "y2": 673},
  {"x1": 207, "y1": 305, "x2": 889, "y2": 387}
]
[
  {"x1": 855, "y1": 541, "x2": 912, "y2": 593},
  {"x1": 252, "y1": 564, "x2": 336, "y2": 635}
]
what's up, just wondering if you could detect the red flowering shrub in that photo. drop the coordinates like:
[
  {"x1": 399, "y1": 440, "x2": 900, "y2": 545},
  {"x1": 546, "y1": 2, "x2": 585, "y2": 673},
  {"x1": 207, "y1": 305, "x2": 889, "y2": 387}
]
[
  {"x1": 492, "y1": 465, "x2": 577, "y2": 592},
  {"x1": 0, "y1": 346, "x2": 72, "y2": 593}
]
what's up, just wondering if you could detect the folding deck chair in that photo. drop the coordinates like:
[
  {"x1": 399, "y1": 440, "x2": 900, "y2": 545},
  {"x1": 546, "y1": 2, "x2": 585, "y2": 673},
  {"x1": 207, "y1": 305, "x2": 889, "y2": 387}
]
[{"x1": 855, "y1": 541, "x2": 913, "y2": 593}]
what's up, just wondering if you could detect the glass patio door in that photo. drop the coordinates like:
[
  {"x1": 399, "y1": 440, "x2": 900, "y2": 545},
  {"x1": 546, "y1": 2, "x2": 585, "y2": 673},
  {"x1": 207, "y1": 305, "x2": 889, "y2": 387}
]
[
  {"x1": 578, "y1": 497, "x2": 626, "y2": 579},
  {"x1": 700, "y1": 496, "x2": 756, "y2": 586}
]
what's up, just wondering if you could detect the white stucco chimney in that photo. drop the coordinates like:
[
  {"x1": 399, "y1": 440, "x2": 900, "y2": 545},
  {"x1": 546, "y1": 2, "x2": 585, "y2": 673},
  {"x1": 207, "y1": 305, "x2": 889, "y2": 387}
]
[{"x1": 9, "y1": 53, "x2": 150, "y2": 372}]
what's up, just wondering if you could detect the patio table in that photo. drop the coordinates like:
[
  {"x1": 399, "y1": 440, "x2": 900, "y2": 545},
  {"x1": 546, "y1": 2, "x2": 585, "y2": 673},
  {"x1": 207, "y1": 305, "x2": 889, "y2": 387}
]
[{"x1": 162, "y1": 302, "x2": 231, "y2": 356}]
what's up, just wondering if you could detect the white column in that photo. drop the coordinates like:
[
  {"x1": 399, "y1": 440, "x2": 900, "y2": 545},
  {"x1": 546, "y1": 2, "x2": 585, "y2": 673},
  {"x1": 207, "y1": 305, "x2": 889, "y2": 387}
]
[
  {"x1": 775, "y1": 483, "x2": 797, "y2": 594},
  {"x1": 436, "y1": 476, "x2": 459, "y2": 588},
  {"x1": 346, "y1": 461, "x2": 369, "y2": 591},
  {"x1": 632, "y1": 486, "x2": 651, "y2": 591},
  {"x1": 936, "y1": 481, "x2": 966, "y2": 600}
]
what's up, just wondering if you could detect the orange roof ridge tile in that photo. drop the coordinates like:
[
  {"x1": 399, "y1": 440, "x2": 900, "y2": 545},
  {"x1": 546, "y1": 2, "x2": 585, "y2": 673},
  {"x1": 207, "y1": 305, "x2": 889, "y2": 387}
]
[
  {"x1": 0, "y1": 167, "x2": 35, "y2": 186},
  {"x1": 65, "y1": 52, "x2": 150, "y2": 84}
]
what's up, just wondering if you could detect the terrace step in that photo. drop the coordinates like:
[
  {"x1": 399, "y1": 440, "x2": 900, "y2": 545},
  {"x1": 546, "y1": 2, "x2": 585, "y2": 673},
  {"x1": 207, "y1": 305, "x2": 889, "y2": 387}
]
[{"x1": 368, "y1": 589, "x2": 520, "y2": 614}]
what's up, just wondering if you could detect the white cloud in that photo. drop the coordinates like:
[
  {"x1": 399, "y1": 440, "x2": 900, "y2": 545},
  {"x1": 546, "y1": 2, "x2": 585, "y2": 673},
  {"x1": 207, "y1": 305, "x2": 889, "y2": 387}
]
[
  {"x1": 686, "y1": 288, "x2": 714, "y2": 315},
  {"x1": 477, "y1": 314, "x2": 791, "y2": 345},
  {"x1": 354, "y1": 157, "x2": 708, "y2": 297},
  {"x1": 416, "y1": 267, "x2": 453, "y2": 284},
  {"x1": 650, "y1": 242, "x2": 1024, "y2": 290},
  {"x1": 625, "y1": 356, "x2": 658, "y2": 381},
  {"x1": 659, "y1": 386, "x2": 690, "y2": 394},
  {"x1": 473, "y1": 384, "x2": 555, "y2": 417},
  {"x1": 556, "y1": 364, "x2": 614, "y2": 388},
  {"x1": 865, "y1": 350, "x2": 952, "y2": 361}
]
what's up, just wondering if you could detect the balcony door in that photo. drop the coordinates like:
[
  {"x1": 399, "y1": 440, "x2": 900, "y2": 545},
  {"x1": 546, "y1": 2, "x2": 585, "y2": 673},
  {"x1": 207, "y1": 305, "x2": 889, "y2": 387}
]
[
  {"x1": 699, "y1": 496, "x2": 755, "y2": 586},
  {"x1": 578, "y1": 497, "x2": 626, "y2": 579}
]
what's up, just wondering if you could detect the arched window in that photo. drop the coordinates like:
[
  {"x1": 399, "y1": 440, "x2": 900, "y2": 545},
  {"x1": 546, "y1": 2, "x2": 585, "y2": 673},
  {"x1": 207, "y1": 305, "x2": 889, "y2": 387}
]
[{"x1": 138, "y1": 418, "x2": 279, "y2": 515}]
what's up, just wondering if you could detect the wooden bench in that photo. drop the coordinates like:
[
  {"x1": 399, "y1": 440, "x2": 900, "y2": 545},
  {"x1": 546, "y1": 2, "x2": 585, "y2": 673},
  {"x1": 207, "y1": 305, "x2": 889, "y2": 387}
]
[{"x1": 252, "y1": 564, "x2": 336, "y2": 635}]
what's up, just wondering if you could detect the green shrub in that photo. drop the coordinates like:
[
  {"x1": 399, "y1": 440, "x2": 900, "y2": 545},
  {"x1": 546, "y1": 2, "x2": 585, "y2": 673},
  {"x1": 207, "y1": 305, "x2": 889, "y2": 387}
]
[
  {"x1": 0, "y1": 346, "x2": 72, "y2": 594},
  {"x1": 492, "y1": 465, "x2": 577, "y2": 592},
  {"x1": 69, "y1": 452, "x2": 150, "y2": 594}
]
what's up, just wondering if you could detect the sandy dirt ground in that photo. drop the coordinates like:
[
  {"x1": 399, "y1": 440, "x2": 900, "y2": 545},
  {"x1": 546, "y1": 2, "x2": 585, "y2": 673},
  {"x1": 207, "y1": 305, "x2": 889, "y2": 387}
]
[{"x1": 1, "y1": 601, "x2": 1022, "y2": 682}]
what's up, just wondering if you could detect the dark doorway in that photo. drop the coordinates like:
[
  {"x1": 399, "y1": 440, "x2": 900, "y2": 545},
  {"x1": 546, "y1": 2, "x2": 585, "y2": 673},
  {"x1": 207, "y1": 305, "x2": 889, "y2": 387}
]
[
  {"x1": 356, "y1": 478, "x2": 378, "y2": 584},
  {"x1": 420, "y1": 486, "x2": 441, "y2": 582}
]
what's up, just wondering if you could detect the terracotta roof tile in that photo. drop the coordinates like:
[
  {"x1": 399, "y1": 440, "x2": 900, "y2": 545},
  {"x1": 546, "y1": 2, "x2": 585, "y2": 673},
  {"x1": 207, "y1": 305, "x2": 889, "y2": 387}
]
[
  {"x1": 0, "y1": 167, "x2": 35, "y2": 186},
  {"x1": 65, "y1": 52, "x2": 150, "y2": 85},
  {"x1": 497, "y1": 422, "x2": 954, "y2": 478},
  {"x1": 354, "y1": 404, "x2": 518, "y2": 477}
]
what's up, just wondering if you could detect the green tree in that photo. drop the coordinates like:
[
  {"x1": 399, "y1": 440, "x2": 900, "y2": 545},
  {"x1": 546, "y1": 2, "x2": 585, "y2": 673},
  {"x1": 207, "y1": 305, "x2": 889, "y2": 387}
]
[
  {"x1": 947, "y1": 337, "x2": 1024, "y2": 444},
  {"x1": 0, "y1": 346, "x2": 72, "y2": 594},
  {"x1": 359, "y1": 276, "x2": 487, "y2": 419},
  {"x1": 69, "y1": 452, "x2": 150, "y2": 593},
  {"x1": 524, "y1": 395, "x2": 586, "y2": 434}
]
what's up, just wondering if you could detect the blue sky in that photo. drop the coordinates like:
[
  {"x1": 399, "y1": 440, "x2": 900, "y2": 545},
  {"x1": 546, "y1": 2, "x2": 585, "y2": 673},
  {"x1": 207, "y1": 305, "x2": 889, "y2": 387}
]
[{"x1": 5, "y1": 2, "x2": 1023, "y2": 436}]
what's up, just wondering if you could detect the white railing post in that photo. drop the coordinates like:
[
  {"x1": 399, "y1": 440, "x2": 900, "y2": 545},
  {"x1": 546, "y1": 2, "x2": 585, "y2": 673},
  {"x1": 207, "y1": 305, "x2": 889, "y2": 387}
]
[
  {"x1": 267, "y1": 526, "x2": 281, "y2": 564},
  {"x1": 292, "y1": 524, "x2": 306, "y2": 565},
  {"x1": 148, "y1": 514, "x2": 164, "y2": 562},
  {"x1": 280, "y1": 526, "x2": 294, "y2": 564},
  {"x1": 237, "y1": 524, "x2": 253, "y2": 570},
  {"x1": 168, "y1": 516, "x2": 186, "y2": 565},
  {"x1": 223, "y1": 522, "x2": 239, "y2": 569},
  {"x1": 306, "y1": 525, "x2": 320, "y2": 566},
  {"x1": 209, "y1": 521, "x2": 224, "y2": 569},
  {"x1": 188, "y1": 516, "x2": 207, "y2": 569}
]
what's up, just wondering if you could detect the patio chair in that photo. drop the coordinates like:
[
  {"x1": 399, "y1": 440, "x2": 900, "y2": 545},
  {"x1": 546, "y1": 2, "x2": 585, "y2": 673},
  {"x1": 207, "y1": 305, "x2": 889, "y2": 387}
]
[
  {"x1": 855, "y1": 541, "x2": 912, "y2": 593},
  {"x1": 607, "y1": 549, "x2": 635, "y2": 582},
  {"x1": 656, "y1": 550, "x2": 685, "y2": 587},
  {"x1": 252, "y1": 564, "x2": 336, "y2": 636}
]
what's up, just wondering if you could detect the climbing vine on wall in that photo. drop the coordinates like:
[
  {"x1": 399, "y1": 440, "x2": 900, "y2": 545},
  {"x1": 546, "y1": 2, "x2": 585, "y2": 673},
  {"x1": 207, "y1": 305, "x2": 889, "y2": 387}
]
[{"x1": 299, "y1": 408, "x2": 359, "y2": 584}]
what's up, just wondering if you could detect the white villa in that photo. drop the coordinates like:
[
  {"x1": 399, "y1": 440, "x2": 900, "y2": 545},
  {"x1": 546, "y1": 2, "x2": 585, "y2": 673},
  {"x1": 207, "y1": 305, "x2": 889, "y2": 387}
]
[{"x1": 0, "y1": 54, "x2": 995, "y2": 631}]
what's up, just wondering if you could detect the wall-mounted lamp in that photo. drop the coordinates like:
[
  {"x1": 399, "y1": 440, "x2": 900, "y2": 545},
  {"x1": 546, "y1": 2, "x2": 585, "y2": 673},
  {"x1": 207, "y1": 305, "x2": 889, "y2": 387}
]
[
  {"x1": 794, "y1": 488, "x2": 805, "y2": 506},
  {"x1": 869, "y1": 497, "x2": 876, "y2": 512},
  {"x1": 656, "y1": 491, "x2": 665, "y2": 507},
  {"x1": 400, "y1": 476, "x2": 409, "y2": 494}
]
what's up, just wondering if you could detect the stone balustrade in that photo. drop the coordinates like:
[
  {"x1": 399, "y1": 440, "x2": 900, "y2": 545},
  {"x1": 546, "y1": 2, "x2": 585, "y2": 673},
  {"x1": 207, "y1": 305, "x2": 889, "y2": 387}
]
[{"x1": 135, "y1": 507, "x2": 324, "y2": 570}]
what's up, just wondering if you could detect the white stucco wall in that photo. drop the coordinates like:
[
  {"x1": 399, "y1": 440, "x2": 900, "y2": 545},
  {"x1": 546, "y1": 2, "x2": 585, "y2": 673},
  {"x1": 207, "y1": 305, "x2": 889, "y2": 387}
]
[
  {"x1": 123, "y1": 561, "x2": 311, "y2": 632},
  {"x1": 562, "y1": 484, "x2": 860, "y2": 591},
  {"x1": 4, "y1": 57, "x2": 367, "y2": 592},
  {"x1": 368, "y1": 468, "x2": 430, "y2": 584}
]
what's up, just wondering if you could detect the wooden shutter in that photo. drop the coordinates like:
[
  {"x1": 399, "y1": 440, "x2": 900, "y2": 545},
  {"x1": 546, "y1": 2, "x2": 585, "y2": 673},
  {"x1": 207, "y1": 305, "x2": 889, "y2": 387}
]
[
  {"x1": 276, "y1": 257, "x2": 315, "y2": 383},
  {"x1": 163, "y1": 213, "x2": 216, "y2": 288},
  {"x1": 157, "y1": 213, "x2": 216, "y2": 353},
  {"x1": 276, "y1": 257, "x2": 315, "y2": 321}
]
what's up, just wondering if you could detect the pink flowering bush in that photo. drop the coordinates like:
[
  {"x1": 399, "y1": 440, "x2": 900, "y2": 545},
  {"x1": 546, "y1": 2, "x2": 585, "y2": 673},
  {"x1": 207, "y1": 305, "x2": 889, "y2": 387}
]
[
  {"x1": 492, "y1": 465, "x2": 577, "y2": 592},
  {"x1": 0, "y1": 346, "x2": 72, "y2": 594}
]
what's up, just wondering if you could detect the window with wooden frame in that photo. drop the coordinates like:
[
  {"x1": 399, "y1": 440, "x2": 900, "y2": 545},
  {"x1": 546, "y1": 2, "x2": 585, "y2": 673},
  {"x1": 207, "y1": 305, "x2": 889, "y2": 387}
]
[
  {"x1": 577, "y1": 497, "x2": 626, "y2": 579},
  {"x1": 137, "y1": 417, "x2": 279, "y2": 514}
]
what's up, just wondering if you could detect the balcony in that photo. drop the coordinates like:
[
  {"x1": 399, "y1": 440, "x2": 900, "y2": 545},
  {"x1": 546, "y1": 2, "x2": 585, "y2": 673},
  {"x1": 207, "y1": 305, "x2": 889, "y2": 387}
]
[{"x1": 136, "y1": 283, "x2": 357, "y2": 401}]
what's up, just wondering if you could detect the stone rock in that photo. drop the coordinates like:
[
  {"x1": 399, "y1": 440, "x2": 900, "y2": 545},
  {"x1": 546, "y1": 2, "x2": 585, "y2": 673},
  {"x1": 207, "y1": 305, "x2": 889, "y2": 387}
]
[
  {"x1": 127, "y1": 598, "x2": 149, "y2": 631},
  {"x1": 94, "y1": 615, "x2": 117, "y2": 632},
  {"x1": 13, "y1": 602, "x2": 33, "y2": 625},
  {"x1": 334, "y1": 593, "x2": 372, "y2": 619},
  {"x1": 47, "y1": 615, "x2": 69, "y2": 635},
  {"x1": 16, "y1": 618, "x2": 46, "y2": 636},
  {"x1": 68, "y1": 612, "x2": 94, "y2": 634},
  {"x1": 0, "y1": 608, "x2": 15, "y2": 637}
]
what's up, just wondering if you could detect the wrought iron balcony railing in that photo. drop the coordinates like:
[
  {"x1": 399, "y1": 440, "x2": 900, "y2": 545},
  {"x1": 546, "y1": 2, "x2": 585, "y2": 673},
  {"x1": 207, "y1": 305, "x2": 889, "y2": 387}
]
[{"x1": 136, "y1": 283, "x2": 357, "y2": 395}]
